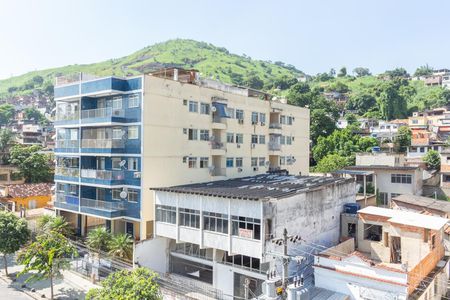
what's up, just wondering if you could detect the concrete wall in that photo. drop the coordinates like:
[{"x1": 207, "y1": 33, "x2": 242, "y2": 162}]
[
  {"x1": 135, "y1": 236, "x2": 171, "y2": 274},
  {"x1": 356, "y1": 153, "x2": 405, "y2": 167},
  {"x1": 373, "y1": 169, "x2": 422, "y2": 202}
]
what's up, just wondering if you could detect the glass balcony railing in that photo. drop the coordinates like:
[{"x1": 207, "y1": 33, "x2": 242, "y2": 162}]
[
  {"x1": 80, "y1": 169, "x2": 125, "y2": 180},
  {"x1": 80, "y1": 198, "x2": 125, "y2": 212},
  {"x1": 81, "y1": 139, "x2": 125, "y2": 149},
  {"x1": 54, "y1": 193, "x2": 79, "y2": 210},
  {"x1": 211, "y1": 142, "x2": 225, "y2": 150},
  {"x1": 55, "y1": 167, "x2": 80, "y2": 178},
  {"x1": 268, "y1": 142, "x2": 281, "y2": 151},
  {"x1": 81, "y1": 107, "x2": 124, "y2": 119},
  {"x1": 269, "y1": 123, "x2": 282, "y2": 129},
  {"x1": 56, "y1": 140, "x2": 79, "y2": 148},
  {"x1": 55, "y1": 112, "x2": 78, "y2": 122}
]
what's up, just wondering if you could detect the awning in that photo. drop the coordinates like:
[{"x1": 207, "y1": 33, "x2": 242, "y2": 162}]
[{"x1": 212, "y1": 102, "x2": 230, "y2": 118}]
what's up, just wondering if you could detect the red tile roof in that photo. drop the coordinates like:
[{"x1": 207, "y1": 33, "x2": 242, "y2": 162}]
[{"x1": 4, "y1": 183, "x2": 53, "y2": 198}]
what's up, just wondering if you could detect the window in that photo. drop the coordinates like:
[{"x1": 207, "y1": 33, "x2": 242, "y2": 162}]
[
  {"x1": 112, "y1": 189, "x2": 122, "y2": 200},
  {"x1": 363, "y1": 223, "x2": 382, "y2": 241},
  {"x1": 199, "y1": 130, "x2": 210, "y2": 141},
  {"x1": 286, "y1": 136, "x2": 292, "y2": 145},
  {"x1": 236, "y1": 109, "x2": 244, "y2": 120},
  {"x1": 128, "y1": 158, "x2": 138, "y2": 171},
  {"x1": 69, "y1": 184, "x2": 77, "y2": 195},
  {"x1": 188, "y1": 129, "x2": 198, "y2": 140},
  {"x1": 232, "y1": 216, "x2": 261, "y2": 240},
  {"x1": 391, "y1": 174, "x2": 412, "y2": 184},
  {"x1": 280, "y1": 115, "x2": 286, "y2": 124},
  {"x1": 280, "y1": 136, "x2": 286, "y2": 145},
  {"x1": 287, "y1": 116, "x2": 293, "y2": 125},
  {"x1": 128, "y1": 189, "x2": 138, "y2": 202},
  {"x1": 420, "y1": 147, "x2": 425, "y2": 153},
  {"x1": 251, "y1": 157, "x2": 258, "y2": 167},
  {"x1": 179, "y1": 208, "x2": 200, "y2": 228},
  {"x1": 280, "y1": 156, "x2": 286, "y2": 165},
  {"x1": 156, "y1": 205, "x2": 176, "y2": 224},
  {"x1": 189, "y1": 101, "x2": 198, "y2": 113},
  {"x1": 227, "y1": 108, "x2": 235, "y2": 118},
  {"x1": 259, "y1": 135, "x2": 266, "y2": 144},
  {"x1": 251, "y1": 112, "x2": 258, "y2": 124},
  {"x1": 112, "y1": 128, "x2": 123, "y2": 139},
  {"x1": 128, "y1": 126, "x2": 138, "y2": 139},
  {"x1": 379, "y1": 192, "x2": 388, "y2": 206},
  {"x1": 412, "y1": 119, "x2": 418, "y2": 124},
  {"x1": 227, "y1": 133, "x2": 234, "y2": 143},
  {"x1": 259, "y1": 113, "x2": 266, "y2": 124},
  {"x1": 203, "y1": 212, "x2": 228, "y2": 234},
  {"x1": 236, "y1": 134, "x2": 243, "y2": 144},
  {"x1": 431, "y1": 234, "x2": 436, "y2": 249},
  {"x1": 200, "y1": 157, "x2": 209, "y2": 168},
  {"x1": 183, "y1": 99, "x2": 188, "y2": 106},
  {"x1": 226, "y1": 157, "x2": 234, "y2": 168},
  {"x1": 236, "y1": 157, "x2": 243, "y2": 167},
  {"x1": 200, "y1": 103, "x2": 210, "y2": 115},
  {"x1": 188, "y1": 157, "x2": 197, "y2": 168},
  {"x1": 259, "y1": 157, "x2": 266, "y2": 167},
  {"x1": 251, "y1": 135, "x2": 258, "y2": 144},
  {"x1": 112, "y1": 97, "x2": 122, "y2": 109},
  {"x1": 112, "y1": 157, "x2": 122, "y2": 170},
  {"x1": 128, "y1": 94, "x2": 140, "y2": 108}
]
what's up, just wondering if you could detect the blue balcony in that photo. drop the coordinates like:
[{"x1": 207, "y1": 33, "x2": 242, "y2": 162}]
[
  {"x1": 54, "y1": 167, "x2": 80, "y2": 182},
  {"x1": 55, "y1": 140, "x2": 79, "y2": 153},
  {"x1": 80, "y1": 139, "x2": 125, "y2": 154},
  {"x1": 54, "y1": 193, "x2": 79, "y2": 212},
  {"x1": 80, "y1": 169, "x2": 125, "y2": 185},
  {"x1": 81, "y1": 108, "x2": 126, "y2": 124},
  {"x1": 54, "y1": 112, "x2": 79, "y2": 126},
  {"x1": 79, "y1": 198, "x2": 126, "y2": 218}
]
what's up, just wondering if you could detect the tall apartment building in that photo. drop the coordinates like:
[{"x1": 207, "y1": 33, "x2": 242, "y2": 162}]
[{"x1": 53, "y1": 69, "x2": 309, "y2": 240}]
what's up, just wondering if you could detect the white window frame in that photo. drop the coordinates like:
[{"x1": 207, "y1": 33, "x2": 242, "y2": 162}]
[
  {"x1": 112, "y1": 157, "x2": 122, "y2": 170},
  {"x1": 189, "y1": 101, "x2": 198, "y2": 113},
  {"x1": 112, "y1": 97, "x2": 123, "y2": 109},
  {"x1": 128, "y1": 126, "x2": 139, "y2": 139},
  {"x1": 128, "y1": 94, "x2": 140, "y2": 108},
  {"x1": 128, "y1": 158, "x2": 138, "y2": 171}
]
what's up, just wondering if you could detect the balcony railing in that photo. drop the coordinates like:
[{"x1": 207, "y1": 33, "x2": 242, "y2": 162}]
[
  {"x1": 54, "y1": 193, "x2": 79, "y2": 210},
  {"x1": 268, "y1": 142, "x2": 281, "y2": 151},
  {"x1": 56, "y1": 112, "x2": 78, "y2": 122},
  {"x1": 80, "y1": 198, "x2": 125, "y2": 212},
  {"x1": 81, "y1": 169, "x2": 125, "y2": 180},
  {"x1": 269, "y1": 123, "x2": 282, "y2": 129},
  {"x1": 211, "y1": 142, "x2": 225, "y2": 150},
  {"x1": 55, "y1": 167, "x2": 80, "y2": 178},
  {"x1": 81, "y1": 107, "x2": 124, "y2": 119},
  {"x1": 56, "y1": 140, "x2": 79, "y2": 148},
  {"x1": 81, "y1": 139, "x2": 125, "y2": 149}
]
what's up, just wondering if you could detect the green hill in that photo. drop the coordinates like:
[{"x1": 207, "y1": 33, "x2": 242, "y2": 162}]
[{"x1": 0, "y1": 39, "x2": 303, "y2": 98}]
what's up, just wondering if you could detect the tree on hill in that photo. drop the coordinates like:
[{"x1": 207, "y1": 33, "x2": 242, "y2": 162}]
[
  {"x1": 423, "y1": 150, "x2": 440, "y2": 170},
  {"x1": 337, "y1": 67, "x2": 347, "y2": 77},
  {"x1": 385, "y1": 68, "x2": 410, "y2": 78},
  {"x1": 395, "y1": 126, "x2": 412, "y2": 152},
  {"x1": 352, "y1": 67, "x2": 371, "y2": 77},
  {"x1": 86, "y1": 268, "x2": 161, "y2": 300},
  {"x1": 375, "y1": 80, "x2": 408, "y2": 120},
  {"x1": 32, "y1": 75, "x2": 44, "y2": 86},
  {"x1": 346, "y1": 93, "x2": 377, "y2": 115},
  {"x1": 313, "y1": 154, "x2": 351, "y2": 173},
  {"x1": 24, "y1": 107, "x2": 44, "y2": 122},
  {"x1": 0, "y1": 211, "x2": 30, "y2": 276},
  {"x1": 0, "y1": 104, "x2": 15, "y2": 125},
  {"x1": 9, "y1": 145, "x2": 53, "y2": 183},
  {"x1": 0, "y1": 128, "x2": 13, "y2": 164},
  {"x1": 244, "y1": 72, "x2": 264, "y2": 90},
  {"x1": 345, "y1": 113, "x2": 358, "y2": 125},
  {"x1": 414, "y1": 65, "x2": 433, "y2": 77}
]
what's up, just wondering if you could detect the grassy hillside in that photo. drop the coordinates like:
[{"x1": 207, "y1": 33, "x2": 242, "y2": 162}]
[{"x1": 0, "y1": 39, "x2": 303, "y2": 97}]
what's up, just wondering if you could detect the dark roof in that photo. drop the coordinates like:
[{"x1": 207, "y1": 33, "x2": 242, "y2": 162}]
[
  {"x1": 344, "y1": 165, "x2": 419, "y2": 171},
  {"x1": 392, "y1": 194, "x2": 450, "y2": 214},
  {"x1": 2, "y1": 183, "x2": 53, "y2": 198},
  {"x1": 151, "y1": 174, "x2": 353, "y2": 201}
]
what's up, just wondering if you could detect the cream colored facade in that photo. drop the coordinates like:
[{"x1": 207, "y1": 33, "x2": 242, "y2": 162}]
[{"x1": 140, "y1": 73, "x2": 310, "y2": 239}]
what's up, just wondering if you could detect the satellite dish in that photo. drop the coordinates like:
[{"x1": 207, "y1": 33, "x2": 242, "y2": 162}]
[
  {"x1": 120, "y1": 191, "x2": 128, "y2": 199},
  {"x1": 119, "y1": 160, "x2": 127, "y2": 167},
  {"x1": 211, "y1": 106, "x2": 217, "y2": 112}
]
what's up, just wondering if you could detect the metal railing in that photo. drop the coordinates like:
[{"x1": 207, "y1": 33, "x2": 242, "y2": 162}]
[
  {"x1": 211, "y1": 141, "x2": 225, "y2": 150},
  {"x1": 80, "y1": 198, "x2": 125, "y2": 211},
  {"x1": 269, "y1": 123, "x2": 282, "y2": 129},
  {"x1": 56, "y1": 140, "x2": 79, "y2": 148},
  {"x1": 54, "y1": 193, "x2": 79, "y2": 210},
  {"x1": 55, "y1": 112, "x2": 78, "y2": 122},
  {"x1": 81, "y1": 107, "x2": 124, "y2": 119},
  {"x1": 81, "y1": 169, "x2": 124, "y2": 180},
  {"x1": 268, "y1": 142, "x2": 281, "y2": 151},
  {"x1": 81, "y1": 139, "x2": 125, "y2": 149},
  {"x1": 55, "y1": 167, "x2": 80, "y2": 177},
  {"x1": 55, "y1": 73, "x2": 98, "y2": 86}
]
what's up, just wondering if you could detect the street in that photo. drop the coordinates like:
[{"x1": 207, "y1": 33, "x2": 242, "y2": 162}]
[{"x1": 0, "y1": 279, "x2": 32, "y2": 300}]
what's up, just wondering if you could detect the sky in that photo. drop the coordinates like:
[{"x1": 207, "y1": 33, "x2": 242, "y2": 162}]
[{"x1": 0, "y1": 0, "x2": 450, "y2": 80}]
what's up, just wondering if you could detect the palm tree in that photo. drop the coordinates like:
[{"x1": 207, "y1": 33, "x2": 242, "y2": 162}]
[
  {"x1": 37, "y1": 215, "x2": 71, "y2": 236},
  {"x1": 108, "y1": 233, "x2": 133, "y2": 260},
  {"x1": 86, "y1": 227, "x2": 111, "y2": 253}
]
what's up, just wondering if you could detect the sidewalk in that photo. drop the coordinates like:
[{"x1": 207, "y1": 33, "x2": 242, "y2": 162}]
[{"x1": 0, "y1": 255, "x2": 100, "y2": 300}]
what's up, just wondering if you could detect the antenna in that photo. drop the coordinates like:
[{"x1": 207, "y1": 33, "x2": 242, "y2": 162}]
[
  {"x1": 119, "y1": 160, "x2": 127, "y2": 168},
  {"x1": 120, "y1": 189, "x2": 128, "y2": 199},
  {"x1": 211, "y1": 106, "x2": 217, "y2": 112}
]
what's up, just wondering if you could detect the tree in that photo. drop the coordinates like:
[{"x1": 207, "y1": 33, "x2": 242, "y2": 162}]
[
  {"x1": 385, "y1": 68, "x2": 410, "y2": 78},
  {"x1": 86, "y1": 227, "x2": 111, "y2": 253},
  {"x1": 0, "y1": 211, "x2": 30, "y2": 276},
  {"x1": 287, "y1": 82, "x2": 311, "y2": 107},
  {"x1": 86, "y1": 268, "x2": 161, "y2": 300},
  {"x1": 0, "y1": 128, "x2": 13, "y2": 163},
  {"x1": 37, "y1": 215, "x2": 71, "y2": 236},
  {"x1": 17, "y1": 231, "x2": 77, "y2": 300},
  {"x1": 337, "y1": 67, "x2": 347, "y2": 77},
  {"x1": 313, "y1": 154, "x2": 350, "y2": 173},
  {"x1": 244, "y1": 73, "x2": 264, "y2": 90},
  {"x1": 375, "y1": 80, "x2": 408, "y2": 120},
  {"x1": 24, "y1": 107, "x2": 43, "y2": 122},
  {"x1": 108, "y1": 233, "x2": 133, "y2": 260},
  {"x1": 9, "y1": 145, "x2": 53, "y2": 183},
  {"x1": 414, "y1": 65, "x2": 433, "y2": 77},
  {"x1": 345, "y1": 113, "x2": 358, "y2": 125},
  {"x1": 352, "y1": 67, "x2": 371, "y2": 77},
  {"x1": 310, "y1": 109, "x2": 337, "y2": 145},
  {"x1": 395, "y1": 126, "x2": 412, "y2": 152},
  {"x1": 32, "y1": 75, "x2": 44, "y2": 86},
  {"x1": 423, "y1": 150, "x2": 441, "y2": 170},
  {"x1": 0, "y1": 104, "x2": 15, "y2": 125},
  {"x1": 346, "y1": 93, "x2": 377, "y2": 115}
]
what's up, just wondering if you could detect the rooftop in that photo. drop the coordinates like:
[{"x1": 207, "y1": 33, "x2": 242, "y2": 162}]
[
  {"x1": 151, "y1": 174, "x2": 352, "y2": 201},
  {"x1": 392, "y1": 194, "x2": 450, "y2": 214},
  {"x1": 343, "y1": 165, "x2": 418, "y2": 171},
  {"x1": 0, "y1": 183, "x2": 53, "y2": 198},
  {"x1": 358, "y1": 206, "x2": 448, "y2": 230}
]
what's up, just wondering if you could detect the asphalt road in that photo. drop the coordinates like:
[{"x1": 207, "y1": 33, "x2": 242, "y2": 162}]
[{"x1": 0, "y1": 279, "x2": 32, "y2": 300}]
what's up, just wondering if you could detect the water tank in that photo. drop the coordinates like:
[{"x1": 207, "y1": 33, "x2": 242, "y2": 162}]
[{"x1": 344, "y1": 203, "x2": 361, "y2": 214}]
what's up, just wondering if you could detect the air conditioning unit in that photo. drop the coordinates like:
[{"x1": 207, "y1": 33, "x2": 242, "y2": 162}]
[
  {"x1": 253, "y1": 167, "x2": 259, "y2": 171},
  {"x1": 237, "y1": 144, "x2": 241, "y2": 148},
  {"x1": 113, "y1": 110, "x2": 121, "y2": 116},
  {"x1": 252, "y1": 121, "x2": 257, "y2": 125},
  {"x1": 237, "y1": 168, "x2": 243, "y2": 172},
  {"x1": 238, "y1": 119, "x2": 244, "y2": 124},
  {"x1": 133, "y1": 172, "x2": 141, "y2": 178},
  {"x1": 251, "y1": 143, "x2": 256, "y2": 148}
]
